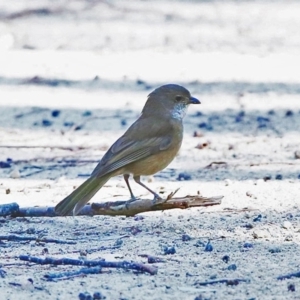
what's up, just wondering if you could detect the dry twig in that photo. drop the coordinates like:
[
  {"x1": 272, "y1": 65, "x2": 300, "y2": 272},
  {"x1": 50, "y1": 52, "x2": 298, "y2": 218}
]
[
  {"x1": 4, "y1": 193, "x2": 222, "y2": 218},
  {"x1": 19, "y1": 255, "x2": 157, "y2": 275}
]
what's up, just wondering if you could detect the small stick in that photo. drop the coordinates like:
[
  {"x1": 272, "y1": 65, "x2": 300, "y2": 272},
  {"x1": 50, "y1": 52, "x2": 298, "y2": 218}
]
[
  {"x1": 19, "y1": 255, "x2": 158, "y2": 275},
  {"x1": 277, "y1": 271, "x2": 300, "y2": 280},
  {"x1": 5, "y1": 193, "x2": 222, "y2": 218},
  {"x1": 44, "y1": 266, "x2": 102, "y2": 281},
  {"x1": 194, "y1": 278, "x2": 250, "y2": 286},
  {"x1": 0, "y1": 235, "x2": 76, "y2": 245}
]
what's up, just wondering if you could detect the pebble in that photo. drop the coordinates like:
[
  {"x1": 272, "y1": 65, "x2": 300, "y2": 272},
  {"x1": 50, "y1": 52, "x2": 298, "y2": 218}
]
[
  {"x1": 93, "y1": 292, "x2": 106, "y2": 299},
  {"x1": 10, "y1": 168, "x2": 20, "y2": 179},
  {"x1": 285, "y1": 110, "x2": 293, "y2": 117},
  {"x1": 222, "y1": 255, "x2": 230, "y2": 263},
  {"x1": 42, "y1": 119, "x2": 53, "y2": 127},
  {"x1": 275, "y1": 174, "x2": 283, "y2": 180},
  {"x1": 82, "y1": 111, "x2": 92, "y2": 117},
  {"x1": 78, "y1": 292, "x2": 92, "y2": 300},
  {"x1": 51, "y1": 110, "x2": 60, "y2": 117},
  {"x1": 182, "y1": 234, "x2": 192, "y2": 241},
  {"x1": 243, "y1": 242, "x2": 253, "y2": 249},
  {"x1": 253, "y1": 214, "x2": 262, "y2": 222},
  {"x1": 269, "y1": 247, "x2": 281, "y2": 253},
  {"x1": 295, "y1": 151, "x2": 300, "y2": 159},
  {"x1": 163, "y1": 246, "x2": 176, "y2": 255},
  {"x1": 282, "y1": 221, "x2": 292, "y2": 229},
  {"x1": 198, "y1": 122, "x2": 213, "y2": 131},
  {"x1": 263, "y1": 175, "x2": 272, "y2": 181},
  {"x1": 227, "y1": 264, "x2": 237, "y2": 271},
  {"x1": 288, "y1": 283, "x2": 295, "y2": 292},
  {"x1": 177, "y1": 172, "x2": 192, "y2": 181},
  {"x1": 204, "y1": 242, "x2": 213, "y2": 252}
]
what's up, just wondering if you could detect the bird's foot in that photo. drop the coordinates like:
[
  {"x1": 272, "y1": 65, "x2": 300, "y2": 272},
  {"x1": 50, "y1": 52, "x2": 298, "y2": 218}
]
[
  {"x1": 152, "y1": 194, "x2": 165, "y2": 205},
  {"x1": 125, "y1": 196, "x2": 141, "y2": 209}
]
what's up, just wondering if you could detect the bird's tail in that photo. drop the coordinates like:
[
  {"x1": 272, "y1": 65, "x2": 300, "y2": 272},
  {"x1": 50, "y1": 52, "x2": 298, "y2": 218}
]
[{"x1": 55, "y1": 175, "x2": 110, "y2": 216}]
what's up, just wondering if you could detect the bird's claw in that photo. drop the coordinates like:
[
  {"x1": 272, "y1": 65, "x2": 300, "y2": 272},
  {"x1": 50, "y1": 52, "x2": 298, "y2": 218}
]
[{"x1": 152, "y1": 194, "x2": 165, "y2": 205}]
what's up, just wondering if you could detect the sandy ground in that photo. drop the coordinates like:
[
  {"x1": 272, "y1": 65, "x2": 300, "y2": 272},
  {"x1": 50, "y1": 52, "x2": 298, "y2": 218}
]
[{"x1": 0, "y1": 1, "x2": 300, "y2": 299}]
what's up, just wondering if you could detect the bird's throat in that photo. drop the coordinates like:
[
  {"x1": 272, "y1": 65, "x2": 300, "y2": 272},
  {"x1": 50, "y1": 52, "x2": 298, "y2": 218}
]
[{"x1": 171, "y1": 103, "x2": 187, "y2": 120}]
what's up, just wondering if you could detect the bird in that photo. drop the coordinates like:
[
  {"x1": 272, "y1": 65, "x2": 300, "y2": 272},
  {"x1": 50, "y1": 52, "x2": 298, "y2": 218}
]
[{"x1": 55, "y1": 84, "x2": 200, "y2": 216}]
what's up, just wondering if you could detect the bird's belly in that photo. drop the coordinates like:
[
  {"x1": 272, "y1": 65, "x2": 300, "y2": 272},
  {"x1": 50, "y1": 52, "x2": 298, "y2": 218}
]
[{"x1": 124, "y1": 146, "x2": 180, "y2": 176}]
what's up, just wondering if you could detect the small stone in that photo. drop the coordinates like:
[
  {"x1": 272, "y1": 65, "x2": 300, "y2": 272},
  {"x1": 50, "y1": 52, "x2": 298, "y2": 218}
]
[
  {"x1": 227, "y1": 264, "x2": 237, "y2": 271},
  {"x1": 288, "y1": 283, "x2": 295, "y2": 292},
  {"x1": 198, "y1": 122, "x2": 213, "y2": 131},
  {"x1": 243, "y1": 223, "x2": 254, "y2": 229},
  {"x1": 177, "y1": 172, "x2": 192, "y2": 181},
  {"x1": 51, "y1": 110, "x2": 60, "y2": 117},
  {"x1": 282, "y1": 221, "x2": 292, "y2": 229},
  {"x1": 182, "y1": 234, "x2": 192, "y2": 242},
  {"x1": 204, "y1": 242, "x2": 213, "y2": 252},
  {"x1": 243, "y1": 242, "x2": 253, "y2": 249},
  {"x1": 121, "y1": 119, "x2": 127, "y2": 126},
  {"x1": 268, "y1": 109, "x2": 275, "y2": 115},
  {"x1": 275, "y1": 174, "x2": 283, "y2": 180},
  {"x1": 42, "y1": 119, "x2": 52, "y2": 127},
  {"x1": 82, "y1": 111, "x2": 92, "y2": 117},
  {"x1": 269, "y1": 247, "x2": 281, "y2": 253},
  {"x1": 10, "y1": 168, "x2": 20, "y2": 179},
  {"x1": 64, "y1": 121, "x2": 74, "y2": 127},
  {"x1": 5, "y1": 188, "x2": 11, "y2": 194},
  {"x1": 136, "y1": 79, "x2": 146, "y2": 85},
  {"x1": 93, "y1": 292, "x2": 106, "y2": 299},
  {"x1": 295, "y1": 151, "x2": 300, "y2": 159},
  {"x1": 263, "y1": 175, "x2": 271, "y2": 181},
  {"x1": 78, "y1": 293, "x2": 87, "y2": 300},
  {"x1": 163, "y1": 246, "x2": 176, "y2": 255},
  {"x1": 253, "y1": 214, "x2": 262, "y2": 222},
  {"x1": 285, "y1": 110, "x2": 293, "y2": 117},
  {"x1": 148, "y1": 256, "x2": 163, "y2": 263},
  {"x1": 222, "y1": 255, "x2": 230, "y2": 263}
]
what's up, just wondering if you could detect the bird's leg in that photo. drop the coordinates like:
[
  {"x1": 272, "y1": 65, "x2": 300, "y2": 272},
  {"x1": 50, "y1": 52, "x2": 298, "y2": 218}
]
[
  {"x1": 133, "y1": 175, "x2": 162, "y2": 203},
  {"x1": 123, "y1": 174, "x2": 136, "y2": 201}
]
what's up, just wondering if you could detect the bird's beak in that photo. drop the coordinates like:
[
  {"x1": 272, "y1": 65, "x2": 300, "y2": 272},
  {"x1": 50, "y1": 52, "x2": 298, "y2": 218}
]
[{"x1": 189, "y1": 96, "x2": 201, "y2": 104}]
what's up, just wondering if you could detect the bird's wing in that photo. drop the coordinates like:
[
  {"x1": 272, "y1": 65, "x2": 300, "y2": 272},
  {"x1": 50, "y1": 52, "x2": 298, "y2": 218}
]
[{"x1": 91, "y1": 117, "x2": 174, "y2": 177}]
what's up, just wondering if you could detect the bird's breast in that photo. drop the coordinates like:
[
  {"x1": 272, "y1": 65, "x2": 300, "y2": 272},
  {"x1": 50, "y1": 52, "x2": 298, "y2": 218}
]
[{"x1": 124, "y1": 126, "x2": 183, "y2": 176}]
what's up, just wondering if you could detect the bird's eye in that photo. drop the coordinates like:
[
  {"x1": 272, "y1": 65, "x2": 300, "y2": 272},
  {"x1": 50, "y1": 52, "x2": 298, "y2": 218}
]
[{"x1": 175, "y1": 95, "x2": 183, "y2": 102}]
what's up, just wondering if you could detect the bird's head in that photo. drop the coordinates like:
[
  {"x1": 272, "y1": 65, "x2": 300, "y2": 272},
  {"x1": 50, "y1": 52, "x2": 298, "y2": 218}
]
[{"x1": 143, "y1": 84, "x2": 200, "y2": 120}]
